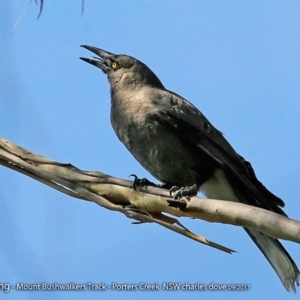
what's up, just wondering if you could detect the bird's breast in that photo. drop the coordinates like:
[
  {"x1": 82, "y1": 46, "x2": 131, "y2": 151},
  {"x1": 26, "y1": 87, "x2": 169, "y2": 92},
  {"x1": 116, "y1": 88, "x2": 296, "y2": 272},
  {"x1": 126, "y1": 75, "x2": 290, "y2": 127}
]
[
  {"x1": 109, "y1": 89, "x2": 215, "y2": 186},
  {"x1": 111, "y1": 106, "x2": 209, "y2": 185}
]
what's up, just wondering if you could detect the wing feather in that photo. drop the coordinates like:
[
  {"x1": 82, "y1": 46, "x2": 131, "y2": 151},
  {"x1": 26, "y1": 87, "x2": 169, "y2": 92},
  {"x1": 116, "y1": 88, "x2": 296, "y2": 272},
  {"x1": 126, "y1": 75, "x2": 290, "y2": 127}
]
[{"x1": 154, "y1": 90, "x2": 285, "y2": 214}]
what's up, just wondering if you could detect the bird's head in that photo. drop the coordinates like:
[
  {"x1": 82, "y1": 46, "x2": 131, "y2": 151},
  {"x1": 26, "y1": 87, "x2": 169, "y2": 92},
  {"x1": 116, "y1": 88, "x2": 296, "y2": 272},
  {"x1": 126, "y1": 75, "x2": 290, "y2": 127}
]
[{"x1": 80, "y1": 45, "x2": 164, "y2": 90}]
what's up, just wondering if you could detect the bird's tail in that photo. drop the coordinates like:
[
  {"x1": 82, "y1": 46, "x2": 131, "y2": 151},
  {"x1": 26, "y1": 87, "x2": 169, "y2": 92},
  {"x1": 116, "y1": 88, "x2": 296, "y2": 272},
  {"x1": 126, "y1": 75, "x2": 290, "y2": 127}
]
[{"x1": 245, "y1": 228, "x2": 299, "y2": 292}]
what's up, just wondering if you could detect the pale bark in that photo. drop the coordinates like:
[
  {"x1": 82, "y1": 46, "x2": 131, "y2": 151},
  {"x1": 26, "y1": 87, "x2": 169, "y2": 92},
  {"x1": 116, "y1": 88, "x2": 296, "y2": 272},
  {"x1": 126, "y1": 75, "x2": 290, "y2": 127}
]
[{"x1": 1, "y1": 136, "x2": 299, "y2": 255}]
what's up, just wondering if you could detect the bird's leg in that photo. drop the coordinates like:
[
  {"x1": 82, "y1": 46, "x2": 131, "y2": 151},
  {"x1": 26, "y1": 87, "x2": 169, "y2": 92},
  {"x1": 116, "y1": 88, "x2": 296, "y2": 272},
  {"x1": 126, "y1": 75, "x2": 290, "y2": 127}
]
[
  {"x1": 130, "y1": 174, "x2": 158, "y2": 191},
  {"x1": 167, "y1": 184, "x2": 200, "y2": 209}
]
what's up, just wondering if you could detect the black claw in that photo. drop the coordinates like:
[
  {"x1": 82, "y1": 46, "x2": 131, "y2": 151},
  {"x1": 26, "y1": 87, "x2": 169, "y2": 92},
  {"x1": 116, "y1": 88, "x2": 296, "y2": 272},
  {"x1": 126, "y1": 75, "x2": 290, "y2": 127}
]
[
  {"x1": 167, "y1": 199, "x2": 187, "y2": 210},
  {"x1": 129, "y1": 174, "x2": 139, "y2": 190},
  {"x1": 129, "y1": 174, "x2": 138, "y2": 179},
  {"x1": 129, "y1": 174, "x2": 157, "y2": 190}
]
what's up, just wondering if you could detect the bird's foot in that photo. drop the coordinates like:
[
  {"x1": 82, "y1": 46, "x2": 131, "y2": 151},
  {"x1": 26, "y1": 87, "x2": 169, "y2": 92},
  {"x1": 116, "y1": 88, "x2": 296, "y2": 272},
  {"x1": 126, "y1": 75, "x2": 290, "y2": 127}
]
[
  {"x1": 130, "y1": 174, "x2": 158, "y2": 191},
  {"x1": 167, "y1": 184, "x2": 199, "y2": 210},
  {"x1": 169, "y1": 184, "x2": 199, "y2": 199}
]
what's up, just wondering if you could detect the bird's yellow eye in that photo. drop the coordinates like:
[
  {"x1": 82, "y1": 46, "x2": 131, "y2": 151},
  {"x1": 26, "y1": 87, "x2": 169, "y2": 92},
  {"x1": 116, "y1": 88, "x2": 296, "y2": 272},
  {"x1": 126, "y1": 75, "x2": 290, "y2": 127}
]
[{"x1": 111, "y1": 61, "x2": 118, "y2": 69}]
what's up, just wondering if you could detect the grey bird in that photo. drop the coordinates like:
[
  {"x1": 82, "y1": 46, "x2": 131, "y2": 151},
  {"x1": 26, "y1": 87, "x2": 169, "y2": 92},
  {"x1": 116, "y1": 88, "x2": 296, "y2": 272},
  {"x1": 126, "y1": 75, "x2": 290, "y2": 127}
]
[{"x1": 80, "y1": 45, "x2": 299, "y2": 292}]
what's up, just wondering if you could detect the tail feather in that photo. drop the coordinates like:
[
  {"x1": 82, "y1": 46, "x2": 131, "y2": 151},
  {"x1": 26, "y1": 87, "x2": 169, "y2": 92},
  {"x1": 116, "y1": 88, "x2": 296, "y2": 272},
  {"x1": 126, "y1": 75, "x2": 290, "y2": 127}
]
[
  {"x1": 245, "y1": 228, "x2": 300, "y2": 292},
  {"x1": 201, "y1": 168, "x2": 299, "y2": 291}
]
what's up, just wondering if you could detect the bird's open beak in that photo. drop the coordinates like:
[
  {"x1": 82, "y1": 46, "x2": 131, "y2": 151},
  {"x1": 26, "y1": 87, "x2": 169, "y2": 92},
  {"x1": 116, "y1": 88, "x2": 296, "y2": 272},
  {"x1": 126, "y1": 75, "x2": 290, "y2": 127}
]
[{"x1": 80, "y1": 45, "x2": 115, "y2": 74}]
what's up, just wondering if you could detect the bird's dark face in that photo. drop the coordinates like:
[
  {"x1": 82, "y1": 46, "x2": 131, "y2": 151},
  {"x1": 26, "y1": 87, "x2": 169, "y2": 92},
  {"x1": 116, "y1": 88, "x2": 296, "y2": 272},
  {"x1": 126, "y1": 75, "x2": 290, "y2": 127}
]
[{"x1": 80, "y1": 45, "x2": 164, "y2": 90}]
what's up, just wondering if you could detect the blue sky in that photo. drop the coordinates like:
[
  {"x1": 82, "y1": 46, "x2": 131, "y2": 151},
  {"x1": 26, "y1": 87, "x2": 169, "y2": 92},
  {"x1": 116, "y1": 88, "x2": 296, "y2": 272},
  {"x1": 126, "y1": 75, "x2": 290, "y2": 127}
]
[{"x1": 1, "y1": 1, "x2": 300, "y2": 299}]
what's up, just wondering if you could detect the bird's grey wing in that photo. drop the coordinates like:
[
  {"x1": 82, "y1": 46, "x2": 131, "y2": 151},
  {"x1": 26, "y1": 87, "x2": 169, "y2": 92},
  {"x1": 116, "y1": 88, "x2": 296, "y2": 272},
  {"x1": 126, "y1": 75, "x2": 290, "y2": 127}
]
[
  {"x1": 151, "y1": 90, "x2": 299, "y2": 292},
  {"x1": 153, "y1": 89, "x2": 285, "y2": 214}
]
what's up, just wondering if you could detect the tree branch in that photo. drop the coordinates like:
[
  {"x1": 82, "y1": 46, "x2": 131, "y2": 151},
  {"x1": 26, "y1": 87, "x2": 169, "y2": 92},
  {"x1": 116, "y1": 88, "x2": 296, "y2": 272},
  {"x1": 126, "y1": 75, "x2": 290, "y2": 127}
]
[{"x1": 0, "y1": 136, "x2": 299, "y2": 255}]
